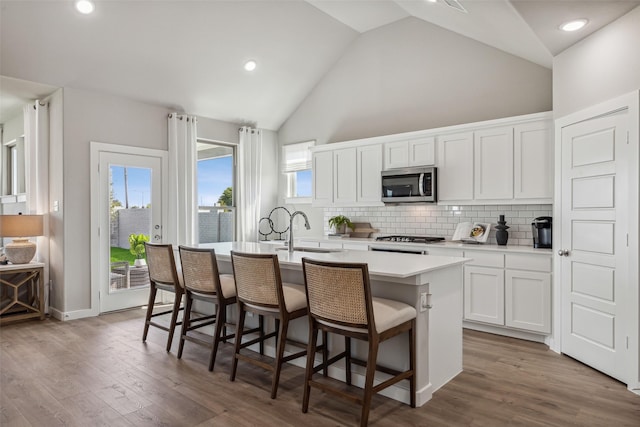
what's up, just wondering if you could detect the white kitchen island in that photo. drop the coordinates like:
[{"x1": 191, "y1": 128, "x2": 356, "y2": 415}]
[{"x1": 201, "y1": 242, "x2": 469, "y2": 407}]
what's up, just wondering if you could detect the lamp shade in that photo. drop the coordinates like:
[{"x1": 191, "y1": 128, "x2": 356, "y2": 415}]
[{"x1": 0, "y1": 214, "x2": 44, "y2": 237}]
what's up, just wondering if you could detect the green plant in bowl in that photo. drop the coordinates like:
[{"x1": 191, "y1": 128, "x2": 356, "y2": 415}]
[
  {"x1": 328, "y1": 215, "x2": 354, "y2": 234},
  {"x1": 129, "y1": 233, "x2": 150, "y2": 266}
]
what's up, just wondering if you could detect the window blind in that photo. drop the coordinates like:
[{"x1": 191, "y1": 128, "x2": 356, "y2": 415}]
[{"x1": 282, "y1": 140, "x2": 314, "y2": 173}]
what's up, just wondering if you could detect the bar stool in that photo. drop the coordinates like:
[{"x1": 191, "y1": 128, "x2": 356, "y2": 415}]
[
  {"x1": 230, "y1": 251, "x2": 316, "y2": 399},
  {"x1": 301, "y1": 258, "x2": 417, "y2": 427},
  {"x1": 142, "y1": 243, "x2": 184, "y2": 352},
  {"x1": 177, "y1": 246, "x2": 237, "y2": 371}
]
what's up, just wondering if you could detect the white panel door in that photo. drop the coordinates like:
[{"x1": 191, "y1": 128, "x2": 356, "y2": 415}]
[
  {"x1": 384, "y1": 140, "x2": 409, "y2": 170},
  {"x1": 505, "y1": 270, "x2": 551, "y2": 334},
  {"x1": 333, "y1": 148, "x2": 357, "y2": 205},
  {"x1": 357, "y1": 144, "x2": 382, "y2": 204},
  {"x1": 560, "y1": 111, "x2": 628, "y2": 382},
  {"x1": 464, "y1": 266, "x2": 504, "y2": 325},
  {"x1": 312, "y1": 151, "x2": 333, "y2": 206},
  {"x1": 408, "y1": 137, "x2": 435, "y2": 166},
  {"x1": 437, "y1": 132, "x2": 474, "y2": 201},
  {"x1": 474, "y1": 126, "x2": 514, "y2": 200},
  {"x1": 514, "y1": 121, "x2": 553, "y2": 200}
]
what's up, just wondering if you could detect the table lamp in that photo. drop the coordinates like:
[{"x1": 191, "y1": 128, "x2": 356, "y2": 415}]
[{"x1": 0, "y1": 214, "x2": 44, "y2": 264}]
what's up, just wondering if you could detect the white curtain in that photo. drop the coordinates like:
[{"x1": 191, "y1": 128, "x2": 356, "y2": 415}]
[
  {"x1": 167, "y1": 113, "x2": 198, "y2": 246},
  {"x1": 237, "y1": 127, "x2": 262, "y2": 242},
  {"x1": 23, "y1": 101, "x2": 50, "y2": 310}
]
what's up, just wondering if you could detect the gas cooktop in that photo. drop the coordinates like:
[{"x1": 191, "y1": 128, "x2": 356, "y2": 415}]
[{"x1": 375, "y1": 235, "x2": 445, "y2": 243}]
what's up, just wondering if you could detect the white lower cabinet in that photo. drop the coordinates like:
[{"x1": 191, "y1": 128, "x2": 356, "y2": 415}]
[
  {"x1": 460, "y1": 250, "x2": 551, "y2": 335},
  {"x1": 464, "y1": 266, "x2": 505, "y2": 326},
  {"x1": 505, "y1": 269, "x2": 551, "y2": 334}
]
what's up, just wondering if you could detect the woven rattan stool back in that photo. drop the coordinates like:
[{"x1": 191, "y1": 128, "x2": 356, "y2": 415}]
[
  {"x1": 145, "y1": 243, "x2": 180, "y2": 287},
  {"x1": 231, "y1": 252, "x2": 281, "y2": 308},
  {"x1": 302, "y1": 260, "x2": 371, "y2": 329},
  {"x1": 179, "y1": 247, "x2": 219, "y2": 295}
]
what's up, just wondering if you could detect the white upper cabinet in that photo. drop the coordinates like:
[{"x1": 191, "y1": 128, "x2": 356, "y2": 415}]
[
  {"x1": 384, "y1": 137, "x2": 435, "y2": 169},
  {"x1": 312, "y1": 151, "x2": 333, "y2": 206},
  {"x1": 312, "y1": 144, "x2": 382, "y2": 207},
  {"x1": 333, "y1": 148, "x2": 357, "y2": 205},
  {"x1": 437, "y1": 132, "x2": 474, "y2": 201},
  {"x1": 384, "y1": 141, "x2": 409, "y2": 169},
  {"x1": 357, "y1": 144, "x2": 382, "y2": 203},
  {"x1": 408, "y1": 137, "x2": 436, "y2": 166},
  {"x1": 514, "y1": 121, "x2": 553, "y2": 200},
  {"x1": 474, "y1": 126, "x2": 514, "y2": 200}
]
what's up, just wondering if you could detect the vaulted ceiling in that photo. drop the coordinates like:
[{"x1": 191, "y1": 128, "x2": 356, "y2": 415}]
[{"x1": 1, "y1": 0, "x2": 638, "y2": 130}]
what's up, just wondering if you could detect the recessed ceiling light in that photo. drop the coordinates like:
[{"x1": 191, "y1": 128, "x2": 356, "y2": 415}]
[
  {"x1": 244, "y1": 60, "x2": 257, "y2": 72},
  {"x1": 75, "y1": 0, "x2": 95, "y2": 14},
  {"x1": 560, "y1": 19, "x2": 588, "y2": 32}
]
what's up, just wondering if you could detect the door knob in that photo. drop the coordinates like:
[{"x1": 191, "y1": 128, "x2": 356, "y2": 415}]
[
  {"x1": 154, "y1": 235, "x2": 161, "y2": 240},
  {"x1": 558, "y1": 249, "x2": 570, "y2": 256}
]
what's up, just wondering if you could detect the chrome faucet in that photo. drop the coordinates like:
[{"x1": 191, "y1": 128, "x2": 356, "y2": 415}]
[{"x1": 288, "y1": 211, "x2": 311, "y2": 252}]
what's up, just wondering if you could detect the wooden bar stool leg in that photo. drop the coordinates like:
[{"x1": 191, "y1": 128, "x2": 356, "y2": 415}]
[
  {"x1": 259, "y1": 314, "x2": 265, "y2": 355},
  {"x1": 345, "y1": 336, "x2": 352, "y2": 385},
  {"x1": 361, "y1": 339, "x2": 379, "y2": 427},
  {"x1": 302, "y1": 321, "x2": 319, "y2": 413},
  {"x1": 209, "y1": 301, "x2": 226, "y2": 371},
  {"x1": 166, "y1": 290, "x2": 183, "y2": 352},
  {"x1": 322, "y1": 330, "x2": 328, "y2": 377},
  {"x1": 409, "y1": 321, "x2": 417, "y2": 408},
  {"x1": 271, "y1": 317, "x2": 288, "y2": 399},
  {"x1": 230, "y1": 305, "x2": 247, "y2": 382},
  {"x1": 177, "y1": 292, "x2": 193, "y2": 359},
  {"x1": 142, "y1": 285, "x2": 158, "y2": 342}
]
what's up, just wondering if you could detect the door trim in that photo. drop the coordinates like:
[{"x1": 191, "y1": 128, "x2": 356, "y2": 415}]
[
  {"x1": 89, "y1": 142, "x2": 169, "y2": 317},
  {"x1": 553, "y1": 91, "x2": 639, "y2": 392}
]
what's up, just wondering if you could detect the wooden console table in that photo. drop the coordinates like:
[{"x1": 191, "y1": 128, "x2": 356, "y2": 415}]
[{"x1": 0, "y1": 262, "x2": 45, "y2": 325}]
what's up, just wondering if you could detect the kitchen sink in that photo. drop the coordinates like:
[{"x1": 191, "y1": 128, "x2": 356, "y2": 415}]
[{"x1": 275, "y1": 246, "x2": 341, "y2": 253}]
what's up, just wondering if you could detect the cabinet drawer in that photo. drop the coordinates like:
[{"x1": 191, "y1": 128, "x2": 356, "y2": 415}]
[
  {"x1": 428, "y1": 248, "x2": 463, "y2": 257},
  {"x1": 319, "y1": 242, "x2": 343, "y2": 249},
  {"x1": 463, "y1": 251, "x2": 504, "y2": 268},
  {"x1": 505, "y1": 253, "x2": 551, "y2": 272},
  {"x1": 342, "y1": 242, "x2": 368, "y2": 251}
]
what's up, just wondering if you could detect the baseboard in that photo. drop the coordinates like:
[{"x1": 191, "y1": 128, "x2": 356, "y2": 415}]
[
  {"x1": 463, "y1": 322, "x2": 547, "y2": 344},
  {"x1": 49, "y1": 307, "x2": 99, "y2": 321}
]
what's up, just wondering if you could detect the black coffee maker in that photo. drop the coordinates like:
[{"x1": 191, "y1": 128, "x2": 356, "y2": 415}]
[{"x1": 532, "y1": 217, "x2": 552, "y2": 248}]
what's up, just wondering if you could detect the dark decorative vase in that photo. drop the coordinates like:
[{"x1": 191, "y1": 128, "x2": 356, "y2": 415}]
[{"x1": 495, "y1": 215, "x2": 509, "y2": 246}]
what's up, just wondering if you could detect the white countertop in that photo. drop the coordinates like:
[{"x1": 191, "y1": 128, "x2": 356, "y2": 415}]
[
  {"x1": 289, "y1": 236, "x2": 553, "y2": 255},
  {"x1": 200, "y1": 242, "x2": 469, "y2": 279}
]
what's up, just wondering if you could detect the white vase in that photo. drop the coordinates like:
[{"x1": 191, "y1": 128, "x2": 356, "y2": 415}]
[{"x1": 134, "y1": 258, "x2": 147, "y2": 267}]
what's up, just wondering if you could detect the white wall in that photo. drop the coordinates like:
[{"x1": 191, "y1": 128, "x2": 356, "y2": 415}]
[
  {"x1": 2, "y1": 111, "x2": 24, "y2": 143},
  {"x1": 553, "y1": 6, "x2": 640, "y2": 118},
  {"x1": 278, "y1": 17, "x2": 552, "y2": 146},
  {"x1": 61, "y1": 87, "x2": 172, "y2": 312},
  {"x1": 47, "y1": 89, "x2": 64, "y2": 311}
]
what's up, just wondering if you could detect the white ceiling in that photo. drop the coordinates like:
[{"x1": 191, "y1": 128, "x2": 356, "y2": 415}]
[{"x1": 1, "y1": 0, "x2": 638, "y2": 130}]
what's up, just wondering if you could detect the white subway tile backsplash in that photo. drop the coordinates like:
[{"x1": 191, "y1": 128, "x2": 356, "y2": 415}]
[{"x1": 325, "y1": 204, "x2": 552, "y2": 245}]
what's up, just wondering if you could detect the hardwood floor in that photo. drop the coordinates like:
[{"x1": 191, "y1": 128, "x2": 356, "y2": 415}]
[{"x1": 1, "y1": 309, "x2": 638, "y2": 426}]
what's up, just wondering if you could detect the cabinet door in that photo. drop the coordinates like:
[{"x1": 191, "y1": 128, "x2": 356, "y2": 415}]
[
  {"x1": 437, "y1": 132, "x2": 474, "y2": 201},
  {"x1": 408, "y1": 137, "x2": 435, "y2": 166},
  {"x1": 333, "y1": 148, "x2": 357, "y2": 205},
  {"x1": 464, "y1": 266, "x2": 504, "y2": 325},
  {"x1": 514, "y1": 121, "x2": 553, "y2": 200},
  {"x1": 312, "y1": 151, "x2": 333, "y2": 206},
  {"x1": 474, "y1": 126, "x2": 514, "y2": 200},
  {"x1": 505, "y1": 270, "x2": 551, "y2": 333},
  {"x1": 384, "y1": 140, "x2": 409, "y2": 170},
  {"x1": 357, "y1": 145, "x2": 382, "y2": 204}
]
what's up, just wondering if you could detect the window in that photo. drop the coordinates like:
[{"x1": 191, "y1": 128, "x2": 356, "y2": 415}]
[
  {"x1": 2, "y1": 137, "x2": 25, "y2": 196},
  {"x1": 196, "y1": 141, "x2": 236, "y2": 243},
  {"x1": 282, "y1": 140, "x2": 314, "y2": 202}
]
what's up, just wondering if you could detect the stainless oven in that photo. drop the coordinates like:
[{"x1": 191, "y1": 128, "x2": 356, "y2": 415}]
[
  {"x1": 381, "y1": 166, "x2": 437, "y2": 203},
  {"x1": 368, "y1": 245, "x2": 427, "y2": 255}
]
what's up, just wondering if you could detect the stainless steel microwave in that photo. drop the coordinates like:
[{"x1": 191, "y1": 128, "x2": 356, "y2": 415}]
[{"x1": 381, "y1": 166, "x2": 437, "y2": 203}]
